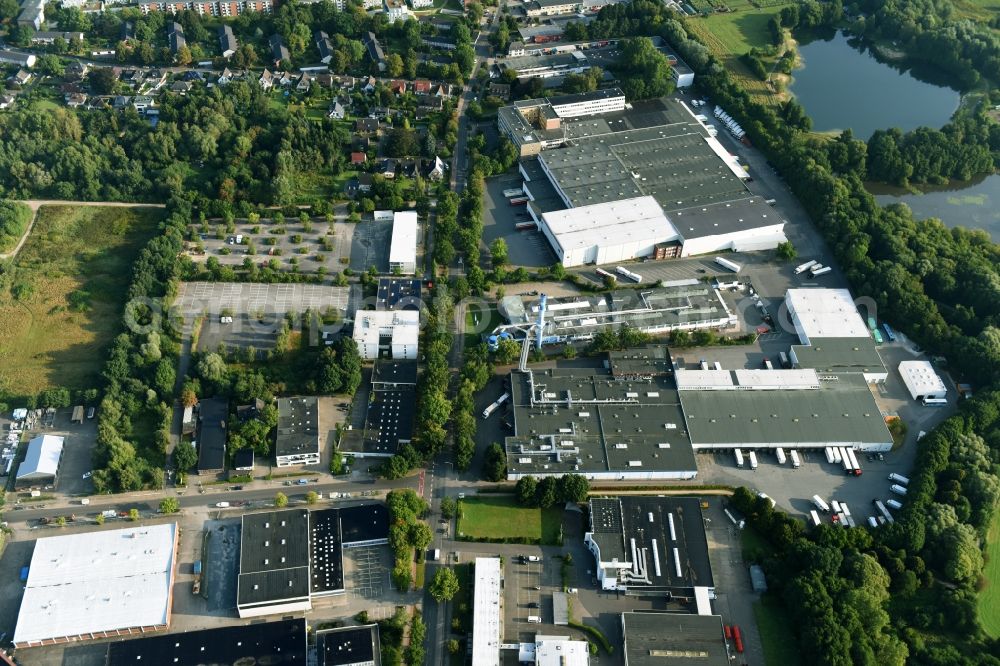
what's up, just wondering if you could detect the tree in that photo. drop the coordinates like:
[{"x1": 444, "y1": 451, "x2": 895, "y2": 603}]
[
  {"x1": 776, "y1": 241, "x2": 797, "y2": 261},
  {"x1": 275, "y1": 492, "x2": 288, "y2": 508},
  {"x1": 536, "y1": 477, "x2": 558, "y2": 508},
  {"x1": 494, "y1": 338, "x2": 519, "y2": 365},
  {"x1": 441, "y1": 496, "x2": 457, "y2": 519},
  {"x1": 386, "y1": 52, "x2": 404, "y2": 77},
  {"x1": 516, "y1": 475, "x2": 538, "y2": 506},
  {"x1": 95, "y1": 513, "x2": 105, "y2": 525},
  {"x1": 37, "y1": 54, "x2": 65, "y2": 77},
  {"x1": 128, "y1": 508, "x2": 140, "y2": 521},
  {"x1": 173, "y1": 440, "x2": 197, "y2": 472},
  {"x1": 89, "y1": 67, "x2": 117, "y2": 94},
  {"x1": 305, "y1": 491, "x2": 319, "y2": 504},
  {"x1": 447, "y1": 639, "x2": 460, "y2": 654},
  {"x1": 490, "y1": 237, "x2": 508, "y2": 267},
  {"x1": 180, "y1": 387, "x2": 198, "y2": 408},
  {"x1": 482, "y1": 442, "x2": 507, "y2": 482},
  {"x1": 56, "y1": 516, "x2": 67, "y2": 527},
  {"x1": 197, "y1": 352, "x2": 228, "y2": 389},
  {"x1": 409, "y1": 521, "x2": 433, "y2": 552},
  {"x1": 556, "y1": 474, "x2": 589, "y2": 503},
  {"x1": 429, "y1": 567, "x2": 460, "y2": 602},
  {"x1": 159, "y1": 497, "x2": 180, "y2": 514}
]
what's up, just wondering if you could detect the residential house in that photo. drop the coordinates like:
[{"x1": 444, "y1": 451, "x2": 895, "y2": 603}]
[
  {"x1": 17, "y1": 0, "x2": 44, "y2": 30},
  {"x1": 259, "y1": 68, "x2": 274, "y2": 90},
  {"x1": 350, "y1": 151, "x2": 367, "y2": 165},
  {"x1": 112, "y1": 95, "x2": 130, "y2": 109},
  {"x1": 8, "y1": 69, "x2": 31, "y2": 86},
  {"x1": 30, "y1": 31, "x2": 84, "y2": 45},
  {"x1": 363, "y1": 32, "x2": 386, "y2": 71},
  {"x1": 400, "y1": 159, "x2": 422, "y2": 177},
  {"x1": 421, "y1": 36, "x2": 456, "y2": 50},
  {"x1": 236, "y1": 399, "x2": 265, "y2": 422},
  {"x1": 65, "y1": 60, "x2": 88, "y2": 80},
  {"x1": 315, "y1": 72, "x2": 334, "y2": 88},
  {"x1": 219, "y1": 25, "x2": 237, "y2": 58},
  {"x1": 0, "y1": 94, "x2": 16, "y2": 110},
  {"x1": 488, "y1": 81, "x2": 511, "y2": 100},
  {"x1": 389, "y1": 79, "x2": 407, "y2": 95},
  {"x1": 0, "y1": 50, "x2": 36, "y2": 68},
  {"x1": 120, "y1": 20, "x2": 135, "y2": 42},
  {"x1": 269, "y1": 34, "x2": 290, "y2": 68},
  {"x1": 369, "y1": 106, "x2": 390, "y2": 120},
  {"x1": 119, "y1": 68, "x2": 142, "y2": 88},
  {"x1": 296, "y1": 72, "x2": 313, "y2": 92},
  {"x1": 328, "y1": 100, "x2": 346, "y2": 119},
  {"x1": 413, "y1": 79, "x2": 431, "y2": 94},
  {"x1": 378, "y1": 159, "x2": 397, "y2": 178},
  {"x1": 170, "y1": 80, "x2": 192, "y2": 93},
  {"x1": 139, "y1": 0, "x2": 274, "y2": 15},
  {"x1": 278, "y1": 71, "x2": 297, "y2": 87},
  {"x1": 410, "y1": 0, "x2": 433, "y2": 7},
  {"x1": 433, "y1": 83, "x2": 449, "y2": 96},
  {"x1": 132, "y1": 95, "x2": 154, "y2": 112},
  {"x1": 384, "y1": 0, "x2": 411, "y2": 22},
  {"x1": 348, "y1": 173, "x2": 373, "y2": 195},
  {"x1": 427, "y1": 155, "x2": 446, "y2": 180},
  {"x1": 145, "y1": 69, "x2": 168, "y2": 89},
  {"x1": 416, "y1": 93, "x2": 442, "y2": 111},
  {"x1": 361, "y1": 75, "x2": 377, "y2": 93},
  {"x1": 352, "y1": 134, "x2": 371, "y2": 151},
  {"x1": 217, "y1": 67, "x2": 235, "y2": 85},
  {"x1": 508, "y1": 41, "x2": 525, "y2": 57},
  {"x1": 362, "y1": 0, "x2": 380, "y2": 8},
  {"x1": 315, "y1": 30, "x2": 333, "y2": 64},
  {"x1": 60, "y1": 82, "x2": 84, "y2": 96},
  {"x1": 355, "y1": 118, "x2": 379, "y2": 133},
  {"x1": 64, "y1": 92, "x2": 87, "y2": 107},
  {"x1": 167, "y1": 21, "x2": 186, "y2": 54},
  {"x1": 181, "y1": 69, "x2": 203, "y2": 81}
]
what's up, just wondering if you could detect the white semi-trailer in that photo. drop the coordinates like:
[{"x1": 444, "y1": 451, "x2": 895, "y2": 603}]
[{"x1": 481, "y1": 392, "x2": 510, "y2": 419}]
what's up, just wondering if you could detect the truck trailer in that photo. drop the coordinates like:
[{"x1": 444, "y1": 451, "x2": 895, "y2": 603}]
[
  {"x1": 812, "y1": 495, "x2": 830, "y2": 513},
  {"x1": 790, "y1": 450, "x2": 801, "y2": 468},
  {"x1": 794, "y1": 260, "x2": 818, "y2": 275},
  {"x1": 775, "y1": 447, "x2": 786, "y2": 465},
  {"x1": 888, "y1": 473, "x2": 910, "y2": 485},
  {"x1": 714, "y1": 256, "x2": 741, "y2": 273},
  {"x1": 482, "y1": 392, "x2": 510, "y2": 419}
]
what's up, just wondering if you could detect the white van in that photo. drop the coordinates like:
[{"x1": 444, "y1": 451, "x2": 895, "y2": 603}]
[
  {"x1": 886, "y1": 499, "x2": 903, "y2": 510},
  {"x1": 527, "y1": 616, "x2": 542, "y2": 624}
]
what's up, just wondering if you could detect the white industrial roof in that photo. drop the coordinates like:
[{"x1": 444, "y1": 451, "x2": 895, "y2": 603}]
[
  {"x1": 898, "y1": 361, "x2": 947, "y2": 398},
  {"x1": 14, "y1": 523, "x2": 177, "y2": 646},
  {"x1": 16, "y1": 434, "x2": 64, "y2": 480},
  {"x1": 472, "y1": 557, "x2": 502, "y2": 666},
  {"x1": 676, "y1": 369, "x2": 821, "y2": 391},
  {"x1": 534, "y1": 635, "x2": 590, "y2": 666},
  {"x1": 541, "y1": 196, "x2": 678, "y2": 252},
  {"x1": 703, "y1": 136, "x2": 750, "y2": 180},
  {"x1": 786, "y1": 289, "x2": 870, "y2": 342},
  {"x1": 388, "y1": 211, "x2": 418, "y2": 267}
]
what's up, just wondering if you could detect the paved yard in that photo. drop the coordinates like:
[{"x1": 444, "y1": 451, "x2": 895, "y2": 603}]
[{"x1": 188, "y1": 220, "x2": 354, "y2": 274}]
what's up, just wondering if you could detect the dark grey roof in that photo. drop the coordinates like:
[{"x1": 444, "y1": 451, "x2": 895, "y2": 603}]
[
  {"x1": 309, "y1": 509, "x2": 345, "y2": 595},
  {"x1": 317, "y1": 625, "x2": 380, "y2": 666},
  {"x1": 167, "y1": 22, "x2": 186, "y2": 53},
  {"x1": 364, "y1": 31, "x2": 385, "y2": 62},
  {"x1": 315, "y1": 30, "x2": 333, "y2": 61},
  {"x1": 361, "y1": 385, "x2": 415, "y2": 455},
  {"x1": 237, "y1": 510, "x2": 311, "y2": 608},
  {"x1": 588, "y1": 497, "x2": 713, "y2": 593},
  {"x1": 269, "y1": 34, "x2": 290, "y2": 64},
  {"x1": 622, "y1": 612, "x2": 728, "y2": 666},
  {"x1": 373, "y1": 360, "x2": 418, "y2": 386},
  {"x1": 546, "y1": 87, "x2": 623, "y2": 108},
  {"x1": 339, "y1": 504, "x2": 390, "y2": 544},
  {"x1": 106, "y1": 618, "x2": 307, "y2": 665},
  {"x1": 789, "y1": 336, "x2": 886, "y2": 375},
  {"x1": 276, "y1": 397, "x2": 320, "y2": 459},
  {"x1": 233, "y1": 448, "x2": 254, "y2": 470},
  {"x1": 376, "y1": 277, "x2": 422, "y2": 311},
  {"x1": 219, "y1": 24, "x2": 237, "y2": 55},
  {"x1": 197, "y1": 398, "x2": 227, "y2": 472}
]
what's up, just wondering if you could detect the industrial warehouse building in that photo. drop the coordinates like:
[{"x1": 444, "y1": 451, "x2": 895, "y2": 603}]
[
  {"x1": 585, "y1": 496, "x2": 714, "y2": 598},
  {"x1": 14, "y1": 434, "x2": 63, "y2": 487},
  {"x1": 317, "y1": 624, "x2": 381, "y2": 666},
  {"x1": 275, "y1": 396, "x2": 321, "y2": 467},
  {"x1": 621, "y1": 612, "x2": 730, "y2": 666},
  {"x1": 498, "y1": 93, "x2": 786, "y2": 265},
  {"x1": 898, "y1": 360, "x2": 948, "y2": 402},
  {"x1": 14, "y1": 524, "x2": 179, "y2": 648},
  {"x1": 388, "y1": 211, "x2": 418, "y2": 274},
  {"x1": 107, "y1": 618, "x2": 307, "y2": 665},
  {"x1": 472, "y1": 557, "x2": 503, "y2": 666},
  {"x1": 236, "y1": 506, "x2": 389, "y2": 618}
]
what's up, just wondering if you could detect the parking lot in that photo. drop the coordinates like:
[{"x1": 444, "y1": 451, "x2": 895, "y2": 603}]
[
  {"x1": 345, "y1": 545, "x2": 389, "y2": 600},
  {"x1": 189, "y1": 220, "x2": 356, "y2": 274},
  {"x1": 203, "y1": 520, "x2": 240, "y2": 613},
  {"x1": 348, "y1": 219, "x2": 393, "y2": 273}
]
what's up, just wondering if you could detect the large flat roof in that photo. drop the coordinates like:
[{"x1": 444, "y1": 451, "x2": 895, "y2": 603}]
[
  {"x1": 473, "y1": 557, "x2": 503, "y2": 666},
  {"x1": 679, "y1": 373, "x2": 892, "y2": 447},
  {"x1": 107, "y1": 618, "x2": 307, "y2": 665},
  {"x1": 197, "y1": 397, "x2": 227, "y2": 472},
  {"x1": 276, "y1": 396, "x2": 320, "y2": 459},
  {"x1": 317, "y1": 624, "x2": 381, "y2": 666},
  {"x1": 540, "y1": 196, "x2": 678, "y2": 254},
  {"x1": 622, "y1": 612, "x2": 729, "y2": 666},
  {"x1": 589, "y1": 497, "x2": 713, "y2": 592},
  {"x1": 505, "y1": 368, "x2": 697, "y2": 478},
  {"x1": 376, "y1": 277, "x2": 421, "y2": 311},
  {"x1": 309, "y1": 509, "x2": 345, "y2": 595},
  {"x1": 389, "y1": 211, "x2": 418, "y2": 267},
  {"x1": 786, "y1": 288, "x2": 869, "y2": 342},
  {"x1": 790, "y1": 336, "x2": 886, "y2": 375},
  {"x1": 238, "y1": 510, "x2": 311, "y2": 608},
  {"x1": 14, "y1": 523, "x2": 177, "y2": 647}
]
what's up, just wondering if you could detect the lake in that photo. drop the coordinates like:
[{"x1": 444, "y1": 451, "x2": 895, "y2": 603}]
[
  {"x1": 871, "y1": 174, "x2": 1000, "y2": 239},
  {"x1": 789, "y1": 31, "x2": 962, "y2": 139}
]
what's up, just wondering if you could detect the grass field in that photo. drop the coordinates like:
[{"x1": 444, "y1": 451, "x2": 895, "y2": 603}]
[
  {"x1": 953, "y1": 0, "x2": 1000, "y2": 22},
  {"x1": 0, "y1": 206, "x2": 163, "y2": 396},
  {"x1": 464, "y1": 305, "x2": 502, "y2": 348},
  {"x1": 457, "y1": 496, "x2": 563, "y2": 544},
  {"x1": 978, "y1": 505, "x2": 1000, "y2": 636},
  {"x1": 754, "y1": 596, "x2": 802, "y2": 666}
]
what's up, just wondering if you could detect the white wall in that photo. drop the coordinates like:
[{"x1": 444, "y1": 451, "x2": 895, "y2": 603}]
[{"x1": 680, "y1": 223, "x2": 786, "y2": 258}]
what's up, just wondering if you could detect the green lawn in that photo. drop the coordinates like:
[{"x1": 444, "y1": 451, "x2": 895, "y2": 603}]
[
  {"x1": 464, "y1": 305, "x2": 502, "y2": 348},
  {"x1": 697, "y1": 7, "x2": 787, "y2": 56},
  {"x1": 457, "y1": 496, "x2": 562, "y2": 544},
  {"x1": 754, "y1": 597, "x2": 802, "y2": 666},
  {"x1": 0, "y1": 206, "x2": 163, "y2": 397},
  {"x1": 978, "y1": 505, "x2": 1000, "y2": 636}
]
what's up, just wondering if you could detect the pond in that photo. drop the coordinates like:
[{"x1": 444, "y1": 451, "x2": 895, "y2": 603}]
[
  {"x1": 788, "y1": 30, "x2": 962, "y2": 139},
  {"x1": 870, "y1": 174, "x2": 1000, "y2": 239}
]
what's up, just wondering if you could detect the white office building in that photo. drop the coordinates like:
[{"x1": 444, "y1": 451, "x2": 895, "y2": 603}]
[
  {"x1": 353, "y1": 310, "x2": 419, "y2": 360},
  {"x1": 472, "y1": 557, "x2": 502, "y2": 666},
  {"x1": 389, "y1": 211, "x2": 418, "y2": 274}
]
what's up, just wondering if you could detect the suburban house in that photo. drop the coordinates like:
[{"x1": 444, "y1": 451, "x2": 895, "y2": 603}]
[
  {"x1": 167, "y1": 21, "x2": 186, "y2": 54},
  {"x1": 259, "y1": 69, "x2": 274, "y2": 89},
  {"x1": 315, "y1": 30, "x2": 333, "y2": 64},
  {"x1": 364, "y1": 32, "x2": 386, "y2": 71},
  {"x1": 328, "y1": 100, "x2": 346, "y2": 119},
  {"x1": 219, "y1": 25, "x2": 237, "y2": 58},
  {"x1": 269, "y1": 34, "x2": 290, "y2": 68},
  {"x1": 350, "y1": 151, "x2": 367, "y2": 165}
]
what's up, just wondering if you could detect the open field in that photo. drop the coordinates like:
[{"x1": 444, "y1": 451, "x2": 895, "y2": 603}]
[
  {"x1": 457, "y1": 496, "x2": 562, "y2": 544},
  {"x1": 754, "y1": 597, "x2": 802, "y2": 665},
  {"x1": 0, "y1": 206, "x2": 163, "y2": 396},
  {"x1": 978, "y1": 507, "x2": 1000, "y2": 637},
  {"x1": 686, "y1": 7, "x2": 790, "y2": 106},
  {"x1": 953, "y1": 0, "x2": 1000, "y2": 22}
]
